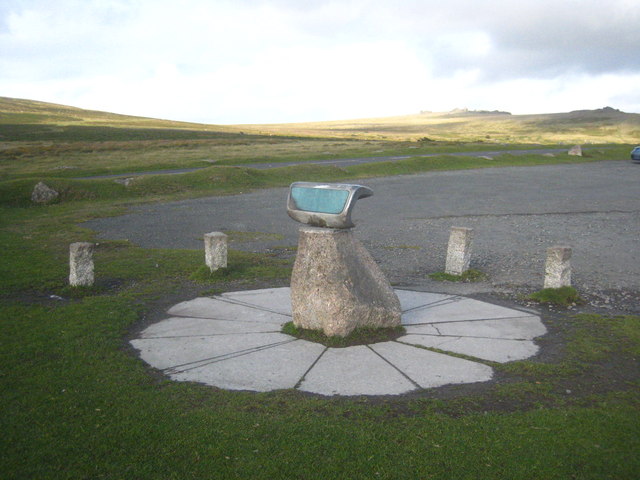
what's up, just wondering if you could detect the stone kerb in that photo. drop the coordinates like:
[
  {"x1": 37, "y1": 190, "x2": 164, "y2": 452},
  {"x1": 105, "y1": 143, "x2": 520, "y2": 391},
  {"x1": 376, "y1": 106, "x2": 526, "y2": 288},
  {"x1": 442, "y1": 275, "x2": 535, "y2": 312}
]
[
  {"x1": 69, "y1": 242, "x2": 95, "y2": 287},
  {"x1": 204, "y1": 232, "x2": 228, "y2": 272},
  {"x1": 445, "y1": 226, "x2": 474, "y2": 275},
  {"x1": 290, "y1": 227, "x2": 401, "y2": 337},
  {"x1": 544, "y1": 245, "x2": 572, "y2": 288}
]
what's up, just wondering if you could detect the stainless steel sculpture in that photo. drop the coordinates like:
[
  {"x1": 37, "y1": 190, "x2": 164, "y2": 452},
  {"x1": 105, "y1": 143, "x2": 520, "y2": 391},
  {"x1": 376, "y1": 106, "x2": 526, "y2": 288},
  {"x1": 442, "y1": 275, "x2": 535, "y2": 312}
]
[
  {"x1": 286, "y1": 182, "x2": 373, "y2": 229},
  {"x1": 287, "y1": 181, "x2": 400, "y2": 336}
]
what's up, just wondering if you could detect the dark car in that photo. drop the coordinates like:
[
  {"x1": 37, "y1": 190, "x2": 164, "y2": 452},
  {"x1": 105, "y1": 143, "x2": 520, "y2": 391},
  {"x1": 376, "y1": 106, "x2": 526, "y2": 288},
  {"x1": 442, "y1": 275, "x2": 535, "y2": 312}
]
[{"x1": 632, "y1": 146, "x2": 640, "y2": 163}]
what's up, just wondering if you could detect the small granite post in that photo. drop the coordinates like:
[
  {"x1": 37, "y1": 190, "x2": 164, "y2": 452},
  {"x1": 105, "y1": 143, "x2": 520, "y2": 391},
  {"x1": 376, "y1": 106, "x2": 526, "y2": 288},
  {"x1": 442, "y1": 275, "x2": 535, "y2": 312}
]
[
  {"x1": 568, "y1": 145, "x2": 583, "y2": 156},
  {"x1": 544, "y1": 246, "x2": 572, "y2": 288},
  {"x1": 204, "y1": 232, "x2": 227, "y2": 272},
  {"x1": 69, "y1": 242, "x2": 94, "y2": 287},
  {"x1": 445, "y1": 227, "x2": 474, "y2": 275},
  {"x1": 291, "y1": 227, "x2": 401, "y2": 337}
]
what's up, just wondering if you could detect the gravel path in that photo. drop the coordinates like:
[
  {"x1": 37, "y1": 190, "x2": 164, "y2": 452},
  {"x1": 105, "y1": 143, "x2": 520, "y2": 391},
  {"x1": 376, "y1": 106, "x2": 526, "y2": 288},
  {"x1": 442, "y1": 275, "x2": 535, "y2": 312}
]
[{"x1": 84, "y1": 161, "x2": 640, "y2": 312}]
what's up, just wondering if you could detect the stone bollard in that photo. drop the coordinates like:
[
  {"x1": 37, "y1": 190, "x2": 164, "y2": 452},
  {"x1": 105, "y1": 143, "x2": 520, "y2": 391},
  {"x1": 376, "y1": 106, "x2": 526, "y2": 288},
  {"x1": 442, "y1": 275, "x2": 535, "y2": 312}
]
[
  {"x1": 544, "y1": 246, "x2": 572, "y2": 288},
  {"x1": 568, "y1": 145, "x2": 582, "y2": 156},
  {"x1": 69, "y1": 242, "x2": 95, "y2": 287},
  {"x1": 445, "y1": 227, "x2": 474, "y2": 275},
  {"x1": 204, "y1": 232, "x2": 228, "y2": 272}
]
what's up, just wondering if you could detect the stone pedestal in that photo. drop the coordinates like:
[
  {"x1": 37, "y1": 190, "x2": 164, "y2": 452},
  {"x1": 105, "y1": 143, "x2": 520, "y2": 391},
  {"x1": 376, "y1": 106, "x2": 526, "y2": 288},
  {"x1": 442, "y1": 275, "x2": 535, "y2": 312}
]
[
  {"x1": 291, "y1": 227, "x2": 401, "y2": 337},
  {"x1": 69, "y1": 242, "x2": 94, "y2": 287},
  {"x1": 445, "y1": 227, "x2": 474, "y2": 275},
  {"x1": 544, "y1": 246, "x2": 572, "y2": 288}
]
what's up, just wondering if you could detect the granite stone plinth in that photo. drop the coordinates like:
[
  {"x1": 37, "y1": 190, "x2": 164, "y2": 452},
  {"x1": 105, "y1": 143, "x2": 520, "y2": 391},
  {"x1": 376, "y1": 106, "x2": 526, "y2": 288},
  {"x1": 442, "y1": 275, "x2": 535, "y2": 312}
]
[{"x1": 290, "y1": 227, "x2": 401, "y2": 337}]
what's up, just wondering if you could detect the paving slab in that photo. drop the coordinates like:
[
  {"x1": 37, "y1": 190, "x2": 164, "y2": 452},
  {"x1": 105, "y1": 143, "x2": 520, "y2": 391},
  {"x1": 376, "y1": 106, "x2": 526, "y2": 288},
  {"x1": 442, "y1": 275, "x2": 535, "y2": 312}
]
[
  {"x1": 167, "y1": 297, "x2": 290, "y2": 324},
  {"x1": 170, "y1": 339, "x2": 325, "y2": 392},
  {"x1": 298, "y1": 345, "x2": 417, "y2": 396},
  {"x1": 397, "y1": 335, "x2": 540, "y2": 363},
  {"x1": 131, "y1": 332, "x2": 294, "y2": 371},
  {"x1": 394, "y1": 289, "x2": 455, "y2": 311},
  {"x1": 370, "y1": 342, "x2": 494, "y2": 388},
  {"x1": 404, "y1": 316, "x2": 547, "y2": 340},
  {"x1": 140, "y1": 316, "x2": 282, "y2": 338},
  {"x1": 220, "y1": 287, "x2": 293, "y2": 316},
  {"x1": 402, "y1": 297, "x2": 532, "y2": 325},
  {"x1": 131, "y1": 287, "x2": 545, "y2": 396}
]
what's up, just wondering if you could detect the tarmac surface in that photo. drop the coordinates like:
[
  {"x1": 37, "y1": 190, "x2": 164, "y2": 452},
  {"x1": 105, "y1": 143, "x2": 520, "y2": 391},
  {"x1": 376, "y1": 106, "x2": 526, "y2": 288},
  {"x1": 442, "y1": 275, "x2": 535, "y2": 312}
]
[{"x1": 86, "y1": 160, "x2": 640, "y2": 312}]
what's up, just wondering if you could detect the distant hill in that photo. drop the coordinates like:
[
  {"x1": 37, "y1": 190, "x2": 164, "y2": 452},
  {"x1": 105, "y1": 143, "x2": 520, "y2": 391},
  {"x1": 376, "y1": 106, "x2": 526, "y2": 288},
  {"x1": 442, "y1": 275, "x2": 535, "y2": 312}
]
[
  {"x1": 0, "y1": 96, "x2": 235, "y2": 133},
  {"x1": 1, "y1": 96, "x2": 638, "y2": 144},
  {"x1": 240, "y1": 107, "x2": 640, "y2": 144}
]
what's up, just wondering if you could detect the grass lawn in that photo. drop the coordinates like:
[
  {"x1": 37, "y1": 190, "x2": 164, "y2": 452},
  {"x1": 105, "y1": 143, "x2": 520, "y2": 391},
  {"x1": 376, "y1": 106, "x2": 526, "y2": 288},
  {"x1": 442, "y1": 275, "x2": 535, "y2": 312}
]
[{"x1": 1, "y1": 111, "x2": 639, "y2": 479}]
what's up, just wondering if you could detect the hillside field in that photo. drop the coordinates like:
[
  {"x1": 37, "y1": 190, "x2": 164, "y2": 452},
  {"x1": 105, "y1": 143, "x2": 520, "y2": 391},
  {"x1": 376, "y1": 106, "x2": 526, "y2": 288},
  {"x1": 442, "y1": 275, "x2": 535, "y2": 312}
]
[
  {"x1": 240, "y1": 107, "x2": 640, "y2": 143},
  {"x1": 1, "y1": 97, "x2": 637, "y2": 182}
]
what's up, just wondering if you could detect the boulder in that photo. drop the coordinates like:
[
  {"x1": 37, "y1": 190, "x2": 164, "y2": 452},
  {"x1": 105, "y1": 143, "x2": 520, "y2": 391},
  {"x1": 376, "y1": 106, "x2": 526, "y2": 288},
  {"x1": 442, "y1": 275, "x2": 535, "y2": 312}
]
[
  {"x1": 114, "y1": 177, "x2": 135, "y2": 187},
  {"x1": 31, "y1": 182, "x2": 59, "y2": 204},
  {"x1": 291, "y1": 227, "x2": 401, "y2": 337}
]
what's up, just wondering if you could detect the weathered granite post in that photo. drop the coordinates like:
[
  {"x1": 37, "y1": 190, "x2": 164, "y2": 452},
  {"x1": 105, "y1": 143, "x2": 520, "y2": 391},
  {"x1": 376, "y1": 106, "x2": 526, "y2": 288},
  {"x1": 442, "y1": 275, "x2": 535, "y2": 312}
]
[
  {"x1": 445, "y1": 226, "x2": 474, "y2": 275},
  {"x1": 204, "y1": 232, "x2": 228, "y2": 272},
  {"x1": 568, "y1": 145, "x2": 583, "y2": 156},
  {"x1": 288, "y1": 182, "x2": 401, "y2": 337},
  {"x1": 544, "y1": 246, "x2": 572, "y2": 288},
  {"x1": 69, "y1": 242, "x2": 94, "y2": 287}
]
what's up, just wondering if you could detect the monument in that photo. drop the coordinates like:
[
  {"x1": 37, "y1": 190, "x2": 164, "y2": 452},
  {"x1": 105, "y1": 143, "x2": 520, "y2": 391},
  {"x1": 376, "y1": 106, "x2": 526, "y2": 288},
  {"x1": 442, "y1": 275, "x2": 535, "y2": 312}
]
[{"x1": 287, "y1": 182, "x2": 401, "y2": 337}]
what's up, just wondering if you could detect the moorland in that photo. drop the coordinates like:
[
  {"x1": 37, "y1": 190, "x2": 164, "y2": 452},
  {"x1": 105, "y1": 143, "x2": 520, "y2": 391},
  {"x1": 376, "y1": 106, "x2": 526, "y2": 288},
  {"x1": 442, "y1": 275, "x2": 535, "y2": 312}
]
[{"x1": 1, "y1": 96, "x2": 638, "y2": 479}]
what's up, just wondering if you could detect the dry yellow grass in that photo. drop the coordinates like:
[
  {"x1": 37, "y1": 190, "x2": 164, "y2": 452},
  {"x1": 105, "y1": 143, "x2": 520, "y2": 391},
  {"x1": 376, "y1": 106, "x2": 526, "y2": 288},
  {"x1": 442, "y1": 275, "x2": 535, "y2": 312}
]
[
  {"x1": 0, "y1": 96, "x2": 236, "y2": 132},
  {"x1": 238, "y1": 108, "x2": 640, "y2": 143}
]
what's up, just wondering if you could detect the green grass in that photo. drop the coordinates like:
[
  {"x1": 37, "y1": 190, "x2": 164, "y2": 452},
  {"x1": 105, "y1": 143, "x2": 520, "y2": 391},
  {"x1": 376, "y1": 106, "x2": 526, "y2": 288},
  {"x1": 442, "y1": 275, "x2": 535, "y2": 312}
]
[
  {"x1": 189, "y1": 251, "x2": 293, "y2": 284},
  {"x1": 1, "y1": 146, "x2": 631, "y2": 208},
  {"x1": 528, "y1": 286, "x2": 583, "y2": 306},
  {"x1": 281, "y1": 321, "x2": 406, "y2": 346},
  {"x1": 2, "y1": 195, "x2": 639, "y2": 479},
  {"x1": 496, "y1": 314, "x2": 640, "y2": 378},
  {"x1": 2, "y1": 99, "x2": 640, "y2": 478},
  {"x1": 429, "y1": 269, "x2": 487, "y2": 282}
]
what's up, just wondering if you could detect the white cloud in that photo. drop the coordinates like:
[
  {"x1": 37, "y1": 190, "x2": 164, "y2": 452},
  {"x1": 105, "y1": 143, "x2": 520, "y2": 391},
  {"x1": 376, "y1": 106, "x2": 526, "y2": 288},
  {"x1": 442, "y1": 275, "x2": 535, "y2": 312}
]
[{"x1": 0, "y1": 0, "x2": 639, "y2": 123}]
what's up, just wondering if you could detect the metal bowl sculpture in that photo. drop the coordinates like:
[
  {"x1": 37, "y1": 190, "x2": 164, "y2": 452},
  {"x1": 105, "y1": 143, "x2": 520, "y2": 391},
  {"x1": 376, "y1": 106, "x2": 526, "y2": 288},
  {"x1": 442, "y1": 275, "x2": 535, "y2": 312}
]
[{"x1": 286, "y1": 182, "x2": 373, "y2": 229}]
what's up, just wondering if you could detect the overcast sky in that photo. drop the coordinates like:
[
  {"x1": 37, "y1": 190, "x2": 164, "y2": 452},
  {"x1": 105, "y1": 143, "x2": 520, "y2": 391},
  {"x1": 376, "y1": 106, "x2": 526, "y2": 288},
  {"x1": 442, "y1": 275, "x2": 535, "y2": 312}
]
[{"x1": 1, "y1": 0, "x2": 639, "y2": 124}]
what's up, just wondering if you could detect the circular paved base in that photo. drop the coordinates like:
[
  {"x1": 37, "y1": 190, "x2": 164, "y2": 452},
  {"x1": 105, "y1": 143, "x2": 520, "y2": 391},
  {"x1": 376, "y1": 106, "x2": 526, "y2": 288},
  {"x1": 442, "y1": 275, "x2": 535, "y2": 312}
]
[{"x1": 131, "y1": 288, "x2": 546, "y2": 396}]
